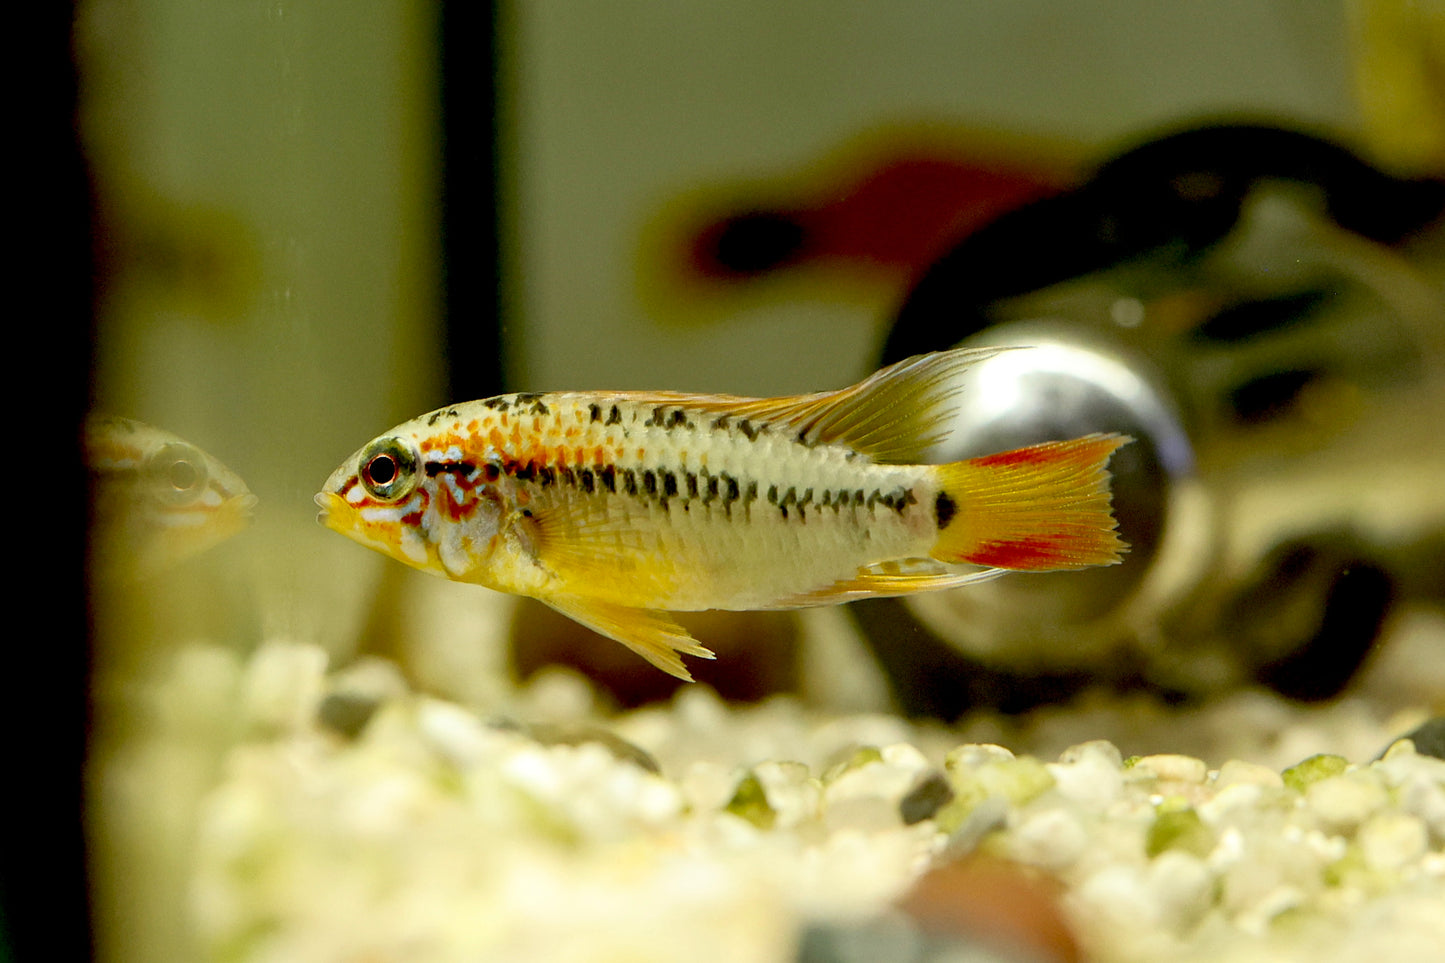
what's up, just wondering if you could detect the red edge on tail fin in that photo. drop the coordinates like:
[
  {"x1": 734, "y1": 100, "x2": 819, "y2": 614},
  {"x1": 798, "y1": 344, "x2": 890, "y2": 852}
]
[{"x1": 929, "y1": 433, "x2": 1132, "y2": 572}]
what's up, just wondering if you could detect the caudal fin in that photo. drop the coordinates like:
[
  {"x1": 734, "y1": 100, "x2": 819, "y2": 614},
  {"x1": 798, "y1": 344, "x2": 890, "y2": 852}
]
[{"x1": 930, "y1": 433, "x2": 1131, "y2": 571}]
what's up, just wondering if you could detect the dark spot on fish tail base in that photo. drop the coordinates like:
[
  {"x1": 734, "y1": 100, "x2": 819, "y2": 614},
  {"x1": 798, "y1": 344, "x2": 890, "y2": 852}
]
[
  {"x1": 559, "y1": 466, "x2": 576, "y2": 487},
  {"x1": 711, "y1": 414, "x2": 731, "y2": 431},
  {"x1": 738, "y1": 419, "x2": 759, "y2": 441},
  {"x1": 579, "y1": 468, "x2": 595, "y2": 493},
  {"x1": 661, "y1": 470, "x2": 678, "y2": 498},
  {"x1": 537, "y1": 466, "x2": 556, "y2": 487},
  {"x1": 935, "y1": 491, "x2": 957, "y2": 529},
  {"x1": 588, "y1": 403, "x2": 603, "y2": 423},
  {"x1": 685, "y1": 470, "x2": 699, "y2": 498},
  {"x1": 643, "y1": 470, "x2": 657, "y2": 496},
  {"x1": 599, "y1": 464, "x2": 616, "y2": 492},
  {"x1": 622, "y1": 469, "x2": 638, "y2": 496},
  {"x1": 606, "y1": 405, "x2": 622, "y2": 426},
  {"x1": 483, "y1": 397, "x2": 512, "y2": 412}
]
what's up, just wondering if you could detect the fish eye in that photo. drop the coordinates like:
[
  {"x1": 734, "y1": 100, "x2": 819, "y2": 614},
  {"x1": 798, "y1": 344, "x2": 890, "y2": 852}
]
[
  {"x1": 359, "y1": 437, "x2": 419, "y2": 502},
  {"x1": 148, "y1": 443, "x2": 209, "y2": 505}
]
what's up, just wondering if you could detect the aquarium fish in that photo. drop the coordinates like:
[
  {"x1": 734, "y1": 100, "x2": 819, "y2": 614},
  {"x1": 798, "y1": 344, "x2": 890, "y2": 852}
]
[
  {"x1": 86, "y1": 415, "x2": 256, "y2": 578},
  {"x1": 317, "y1": 349, "x2": 1129, "y2": 680}
]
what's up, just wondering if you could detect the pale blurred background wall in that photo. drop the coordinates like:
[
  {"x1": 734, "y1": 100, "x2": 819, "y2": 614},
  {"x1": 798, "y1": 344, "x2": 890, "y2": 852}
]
[
  {"x1": 504, "y1": 2, "x2": 1361, "y2": 396},
  {"x1": 70, "y1": 3, "x2": 1440, "y2": 962}
]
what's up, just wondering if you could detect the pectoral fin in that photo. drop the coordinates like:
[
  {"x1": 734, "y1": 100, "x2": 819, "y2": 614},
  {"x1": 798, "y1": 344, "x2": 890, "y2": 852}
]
[{"x1": 541, "y1": 595, "x2": 715, "y2": 681}]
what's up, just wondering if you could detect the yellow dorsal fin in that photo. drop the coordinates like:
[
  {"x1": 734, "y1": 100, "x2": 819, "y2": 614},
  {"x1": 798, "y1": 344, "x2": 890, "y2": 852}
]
[{"x1": 612, "y1": 347, "x2": 1009, "y2": 464}]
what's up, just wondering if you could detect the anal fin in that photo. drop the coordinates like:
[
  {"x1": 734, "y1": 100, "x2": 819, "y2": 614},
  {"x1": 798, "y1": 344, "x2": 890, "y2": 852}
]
[
  {"x1": 767, "y1": 559, "x2": 1004, "y2": 608},
  {"x1": 541, "y1": 595, "x2": 715, "y2": 682}
]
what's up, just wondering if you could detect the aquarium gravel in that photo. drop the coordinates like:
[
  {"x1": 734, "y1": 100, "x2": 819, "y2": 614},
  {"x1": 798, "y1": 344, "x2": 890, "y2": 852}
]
[{"x1": 158, "y1": 609, "x2": 1445, "y2": 963}]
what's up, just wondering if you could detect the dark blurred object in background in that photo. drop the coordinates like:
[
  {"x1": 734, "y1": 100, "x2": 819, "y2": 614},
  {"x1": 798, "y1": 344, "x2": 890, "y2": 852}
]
[{"x1": 861, "y1": 123, "x2": 1445, "y2": 719}]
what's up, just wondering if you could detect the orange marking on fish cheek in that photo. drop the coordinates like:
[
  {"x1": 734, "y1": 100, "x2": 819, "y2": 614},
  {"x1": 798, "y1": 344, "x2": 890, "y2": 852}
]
[{"x1": 466, "y1": 419, "x2": 479, "y2": 432}]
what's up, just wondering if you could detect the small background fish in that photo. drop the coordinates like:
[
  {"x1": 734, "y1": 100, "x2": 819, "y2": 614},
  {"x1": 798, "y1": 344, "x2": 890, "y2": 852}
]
[
  {"x1": 86, "y1": 415, "x2": 257, "y2": 580},
  {"x1": 318, "y1": 349, "x2": 1128, "y2": 680}
]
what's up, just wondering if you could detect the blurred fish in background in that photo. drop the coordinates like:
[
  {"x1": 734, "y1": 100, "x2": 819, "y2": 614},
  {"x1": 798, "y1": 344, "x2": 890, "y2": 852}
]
[
  {"x1": 638, "y1": 129, "x2": 1076, "y2": 327},
  {"x1": 86, "y1": 415, "x2": 256, "y2": 581}
]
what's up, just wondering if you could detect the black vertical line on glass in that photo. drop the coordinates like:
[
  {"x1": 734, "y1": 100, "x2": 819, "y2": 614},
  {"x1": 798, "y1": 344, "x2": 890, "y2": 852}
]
[{"x1": 439, "y1": 0, "x2": 506, "y2": 400}]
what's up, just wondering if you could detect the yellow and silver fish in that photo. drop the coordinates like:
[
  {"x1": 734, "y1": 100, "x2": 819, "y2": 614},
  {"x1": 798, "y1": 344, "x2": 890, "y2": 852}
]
[
  {"x1": 86, "y1": 415, "x2": 257, "y2": 579},
  {"x1": 317, "y1": 349, "x2": 1129, "y2": 679}
]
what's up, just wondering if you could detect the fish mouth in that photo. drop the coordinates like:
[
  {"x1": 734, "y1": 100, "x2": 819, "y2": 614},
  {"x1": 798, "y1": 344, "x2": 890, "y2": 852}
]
[{"x1": 314, "y1": 491, "x2": 348, "y2": 531}]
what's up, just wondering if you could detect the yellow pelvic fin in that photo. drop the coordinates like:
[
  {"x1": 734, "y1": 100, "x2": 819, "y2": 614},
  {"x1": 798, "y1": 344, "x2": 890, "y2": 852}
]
[
  {"x1": 541, "y1": 595, "x2": 716, "y2": 682},
  {"x1": 615, "y1": 346, "x2": 1009, "y2": 463},
  {"x1": 931, "y1": 433, "x2": 1131, "y2": 571}
]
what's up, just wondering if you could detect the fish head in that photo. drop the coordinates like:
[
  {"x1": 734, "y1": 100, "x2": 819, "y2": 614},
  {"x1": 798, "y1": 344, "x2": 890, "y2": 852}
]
[
  {"x1": 316, "y1": 418, "x2": 507, "y2": 582},
  {"x1": 86, "y1": 416, "x2": 258, "y2": 578}
]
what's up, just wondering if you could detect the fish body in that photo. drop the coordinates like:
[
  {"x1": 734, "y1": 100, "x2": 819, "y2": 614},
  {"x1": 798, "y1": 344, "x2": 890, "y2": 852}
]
[
  {"x1": 317, "y1": 349, "x2": 1128, "y2": 679},
  {"x1": 86, "y1": 416, "x2": 256, "y2": 579}
]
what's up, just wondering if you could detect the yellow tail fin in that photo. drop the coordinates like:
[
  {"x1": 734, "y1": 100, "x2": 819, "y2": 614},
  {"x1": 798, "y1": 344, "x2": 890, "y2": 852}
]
[{"x1": 930, "y1": 433, "x2": 1130, "y2": 571}]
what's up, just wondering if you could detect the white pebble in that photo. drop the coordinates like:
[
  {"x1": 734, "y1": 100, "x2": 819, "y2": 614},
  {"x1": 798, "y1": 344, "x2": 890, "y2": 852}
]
[
  {"x1": 1359, "y1": 811, "x2": 1428, "y2": 872},
  {"x1": 1307, "y1": 771, "x2": 1390, "y2": 834},
  {"x1": 1130, "y1": 754, "x2": 1208, "y2": 785},
  {"x1": 1009, "y1": 807, "x2": 1089, "y2": 872},
  {"x1": 1048, "y1": 741, "x2": 1124, "y2": 808},
  {"x1": 1214, "y1": 759, "x2": 1284, "y2": 792},
  {"x1": 1149, "y1": 850, "x2": 1215, "y2": 933},
  {"x1": 754, "y1": 760, "x2": 820, "y2": 829}
]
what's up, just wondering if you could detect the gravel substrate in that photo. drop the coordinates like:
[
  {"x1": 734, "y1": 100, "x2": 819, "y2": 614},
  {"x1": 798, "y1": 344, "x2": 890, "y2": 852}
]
[{"x1": 150, "y1": 617, "x2": 1445, "y2": 963}]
